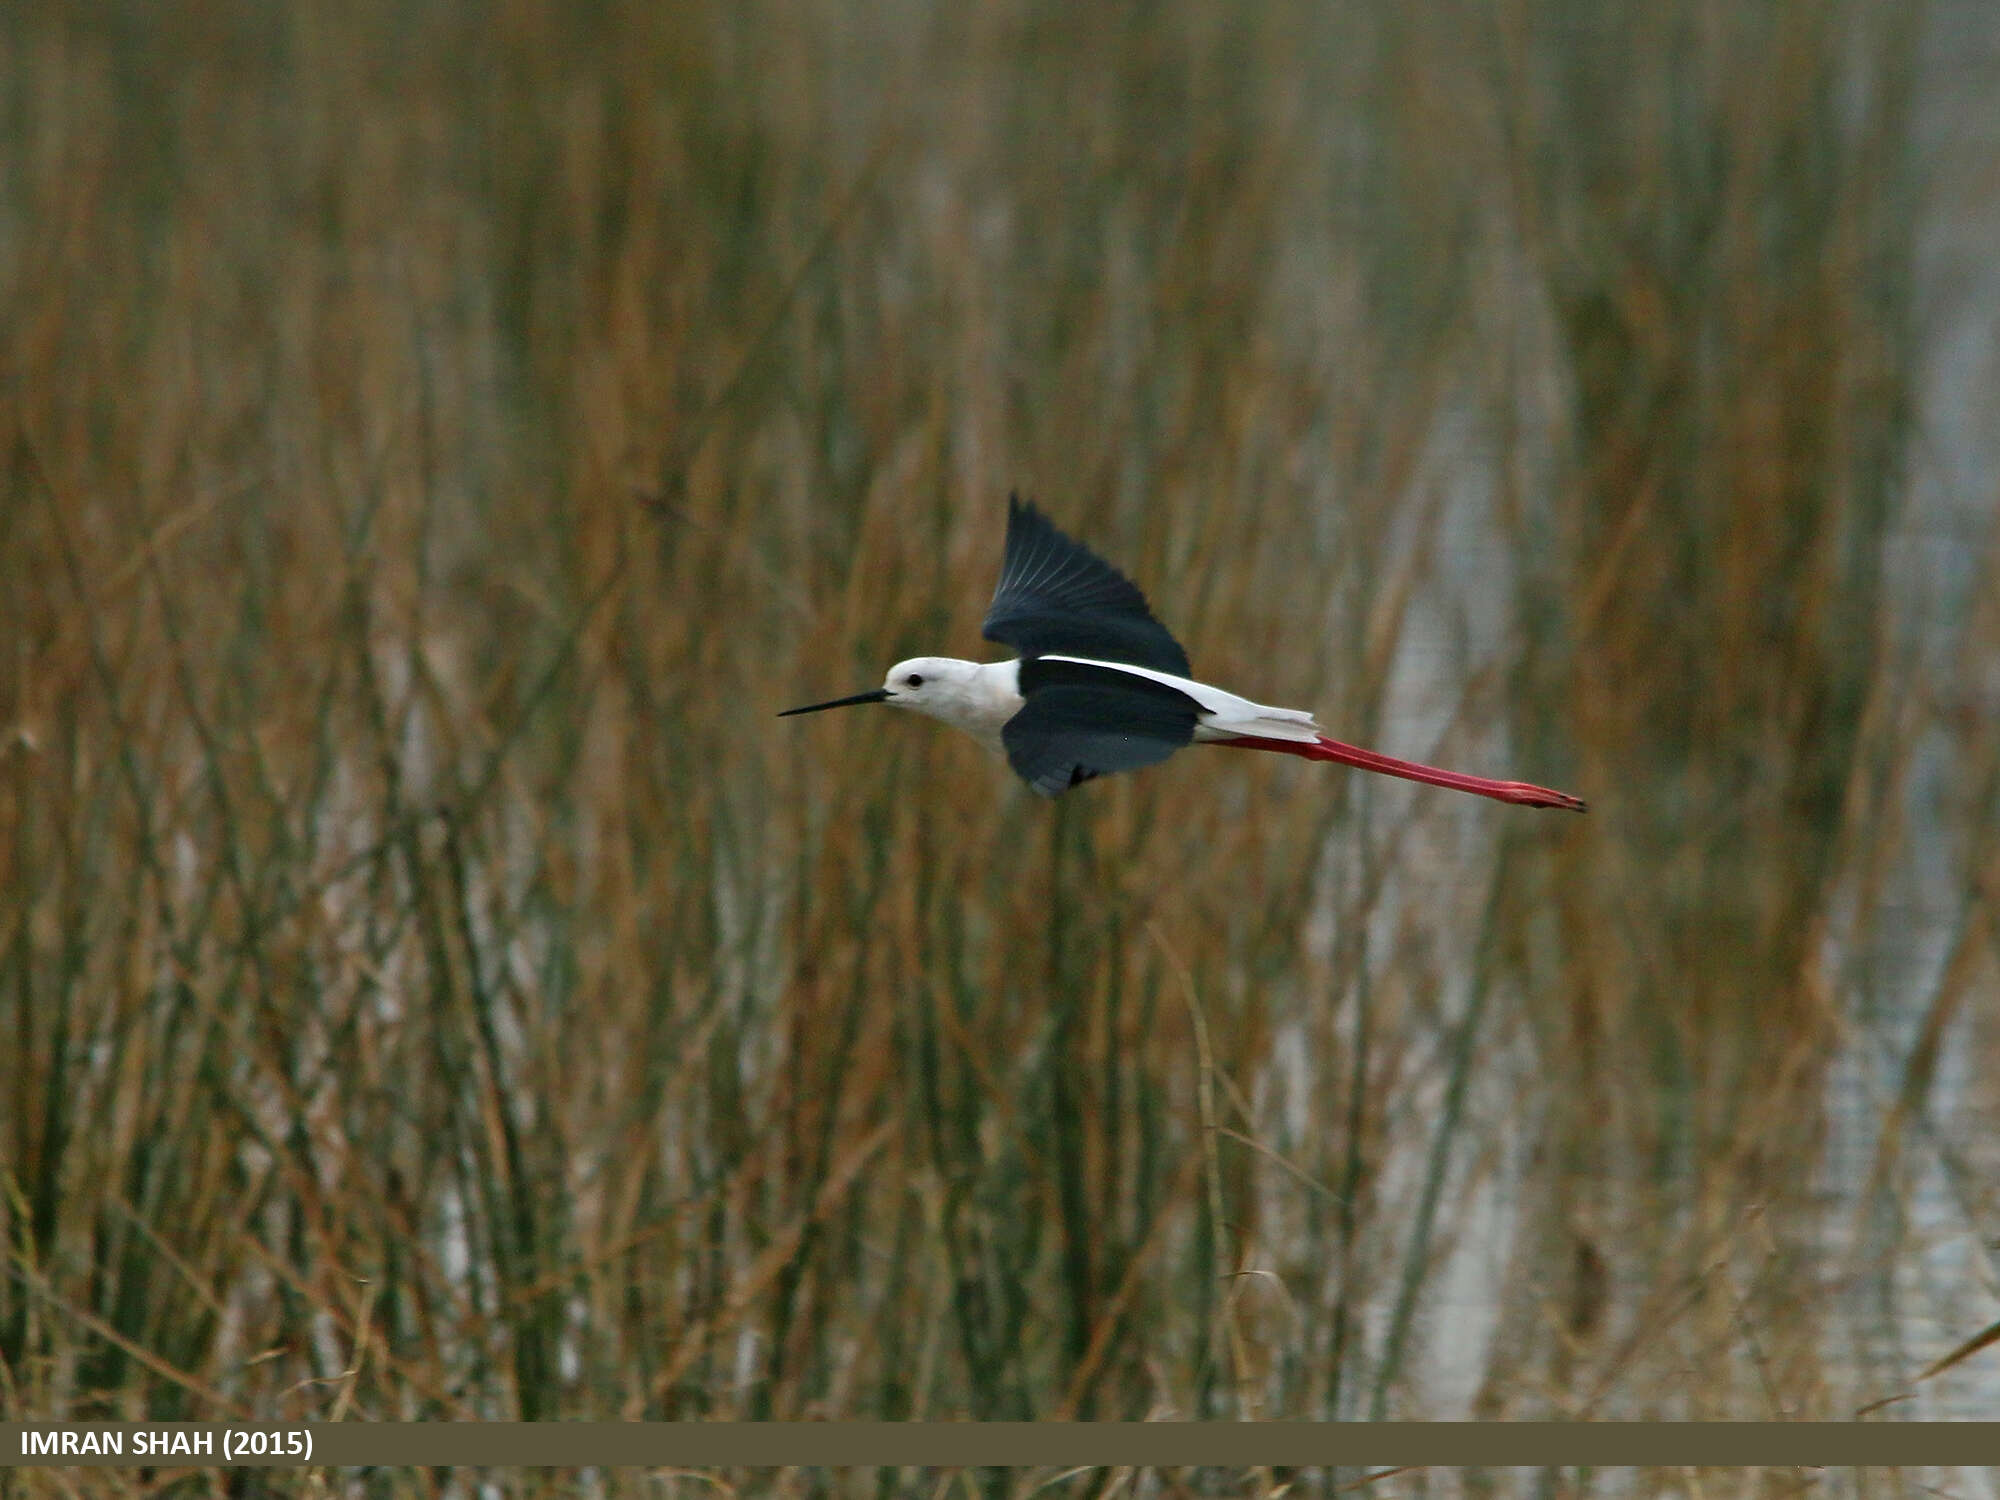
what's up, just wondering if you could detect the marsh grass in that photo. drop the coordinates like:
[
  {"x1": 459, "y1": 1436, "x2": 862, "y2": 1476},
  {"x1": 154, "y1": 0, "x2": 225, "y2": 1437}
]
[{"x1": 1, "y1": 0, "x2": 1995, "y2": 1493}]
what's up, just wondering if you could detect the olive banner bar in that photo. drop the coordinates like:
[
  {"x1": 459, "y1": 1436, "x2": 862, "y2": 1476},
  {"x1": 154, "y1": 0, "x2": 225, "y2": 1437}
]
[{"x1": 3, "y1": 1422, "x2": 1996, "y2": 1468}]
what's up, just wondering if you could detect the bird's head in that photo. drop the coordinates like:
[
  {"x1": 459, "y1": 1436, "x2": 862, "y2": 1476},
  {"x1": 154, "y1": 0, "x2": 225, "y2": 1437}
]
[
  {"x1": 779, "y1": 657, "x2": 986, "y2": 726},
  {"x1": 878, "y1": 657, "x2": 986, "y2": 720}
]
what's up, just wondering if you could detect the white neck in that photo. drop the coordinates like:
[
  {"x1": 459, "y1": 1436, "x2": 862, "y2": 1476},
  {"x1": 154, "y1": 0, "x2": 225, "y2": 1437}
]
[{"x1": 903, "y1": 659, "x2": 1023, "y2": 752}]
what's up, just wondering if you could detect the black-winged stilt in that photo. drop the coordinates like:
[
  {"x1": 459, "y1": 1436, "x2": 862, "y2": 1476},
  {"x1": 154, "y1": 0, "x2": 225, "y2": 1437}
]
[{"x1": 782, "y1": 496, "x2": 1585, "y2": 810}]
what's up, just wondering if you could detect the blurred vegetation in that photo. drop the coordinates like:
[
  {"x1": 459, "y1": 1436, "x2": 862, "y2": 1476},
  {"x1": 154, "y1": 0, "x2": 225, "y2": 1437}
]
[{"x1": 2, "y1": 0, "x2": 1997, "y2": 1491}]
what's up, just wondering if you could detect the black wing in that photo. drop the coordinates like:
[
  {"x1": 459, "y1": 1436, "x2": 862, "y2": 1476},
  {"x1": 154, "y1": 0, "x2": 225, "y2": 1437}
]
[
  {"x1": 1001, "y1": 658, "x2": 1200, "y2": 797},
  {"x1": 981, "y1": 495, "x2": 1192, "y2": 676}
]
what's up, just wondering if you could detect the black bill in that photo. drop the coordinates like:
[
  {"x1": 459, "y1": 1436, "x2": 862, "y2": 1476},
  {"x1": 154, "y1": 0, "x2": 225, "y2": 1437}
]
[{"x1": 778, "y1": 687, "x2": 892, "y2": 717}]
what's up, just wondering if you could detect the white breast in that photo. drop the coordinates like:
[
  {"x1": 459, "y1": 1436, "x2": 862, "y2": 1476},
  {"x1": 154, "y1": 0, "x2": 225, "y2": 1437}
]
[{"x1": 950, "y1": 659, "x2": 1025, "y2": 751}]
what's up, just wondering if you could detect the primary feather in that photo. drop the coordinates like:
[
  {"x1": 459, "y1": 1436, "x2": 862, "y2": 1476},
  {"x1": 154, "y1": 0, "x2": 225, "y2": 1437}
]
[{"x1": 981, "y1": 495, "x2": 1192, "y2": 676}]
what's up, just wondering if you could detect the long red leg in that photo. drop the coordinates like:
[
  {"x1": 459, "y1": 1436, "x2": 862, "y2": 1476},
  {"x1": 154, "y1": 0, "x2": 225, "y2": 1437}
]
[{"x1": 1220, "y1": 734, "x2": 1586, "y2": 812}]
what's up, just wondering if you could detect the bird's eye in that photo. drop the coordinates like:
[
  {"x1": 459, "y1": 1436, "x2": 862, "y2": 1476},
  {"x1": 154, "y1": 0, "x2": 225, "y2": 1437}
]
[{"x1": 905, "y1": 673, "x2": 924, "y2": 688}]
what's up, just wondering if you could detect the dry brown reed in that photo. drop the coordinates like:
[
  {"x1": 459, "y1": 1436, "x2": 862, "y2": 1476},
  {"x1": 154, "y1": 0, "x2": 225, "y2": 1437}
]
[{"x1": 1, "y1": 0, "x2": 1994, "y2": 1493}]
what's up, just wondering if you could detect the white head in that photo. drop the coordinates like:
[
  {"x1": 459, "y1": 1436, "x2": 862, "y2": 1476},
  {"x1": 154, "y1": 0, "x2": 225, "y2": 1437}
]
[
  {"x1": 876, "y1": 657, "x2": 987, "y2": 724},
  {"x1": 779, "y1": 655, "x2": 1016, "y2": 748}
]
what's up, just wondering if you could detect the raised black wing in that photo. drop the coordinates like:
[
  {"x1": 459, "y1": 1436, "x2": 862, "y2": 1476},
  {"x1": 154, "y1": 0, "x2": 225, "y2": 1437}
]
[
  {"x1": 1001, "y1": 658, "x2": 1200, "y2": 797},
  {"x1": 981, "y1": 495, "x2": 1192, "y2": 676}
]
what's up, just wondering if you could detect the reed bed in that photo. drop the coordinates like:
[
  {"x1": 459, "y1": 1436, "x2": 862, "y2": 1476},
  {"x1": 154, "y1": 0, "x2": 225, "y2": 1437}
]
[{"x1": 2, "y1": 0, "x2": 1994, "y2": 1496}]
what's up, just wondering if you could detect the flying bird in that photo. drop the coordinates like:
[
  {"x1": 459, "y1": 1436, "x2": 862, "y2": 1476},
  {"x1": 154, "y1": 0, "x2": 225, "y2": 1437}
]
[{"x1": 781, "y1": 496, "x2": 1585, "y2": 810}]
